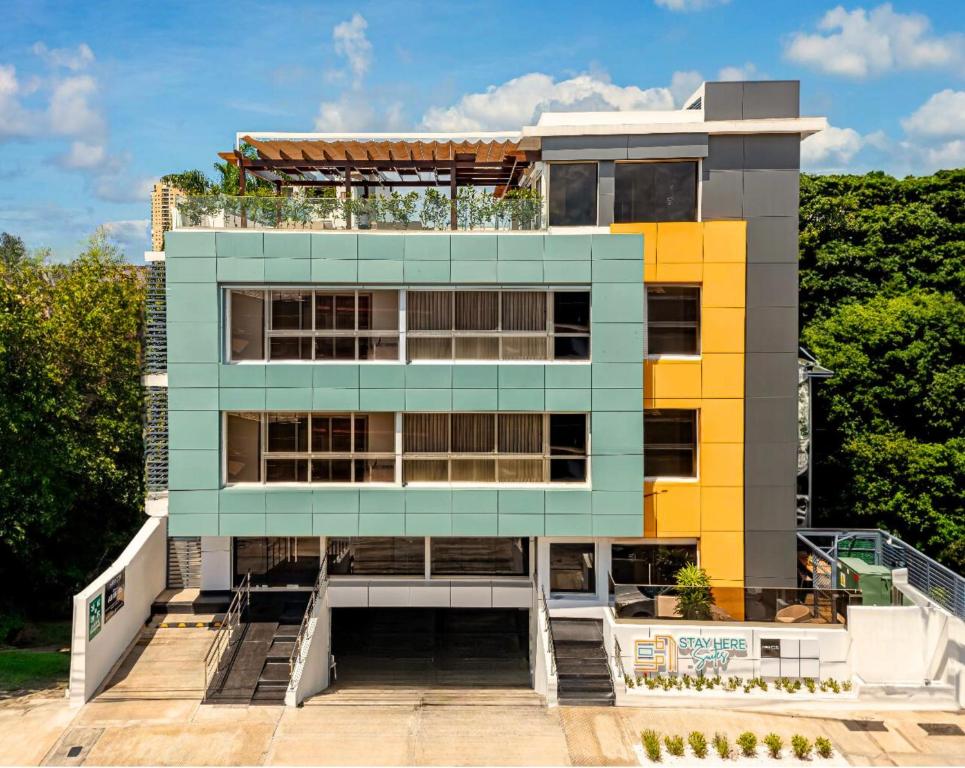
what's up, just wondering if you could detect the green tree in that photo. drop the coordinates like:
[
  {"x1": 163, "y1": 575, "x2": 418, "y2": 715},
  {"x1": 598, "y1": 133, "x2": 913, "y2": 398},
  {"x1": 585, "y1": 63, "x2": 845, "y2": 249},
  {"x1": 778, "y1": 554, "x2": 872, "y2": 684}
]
[
  {"x1": 160, "y1": 169, "x2": 213, "y2": 195},
  {"x1": 0, "y1": 229, "x2": 145, "y2": 616},
  {"x1": 801, "y1": 170, "x2": 965, "y2": 570}
]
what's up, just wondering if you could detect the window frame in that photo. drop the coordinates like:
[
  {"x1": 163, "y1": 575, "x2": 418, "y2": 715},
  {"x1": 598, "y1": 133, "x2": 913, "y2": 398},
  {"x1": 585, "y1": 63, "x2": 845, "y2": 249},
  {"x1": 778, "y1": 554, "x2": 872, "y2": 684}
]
[
  {"x1": 646, "y1": 284, "x2": 702, "y2": 359},
  {"x1": 405, "y1": 287, "x2": 590, "y2": 362},
  {"x1": 613, "y1": 159, "x2": 700, "y2": 224},
  {"x1": 402, "y1": 412, "x2": 590, "y2": 486},
  {"x1": 226, "y1": 288, "x2": 401, "y2": 363},
  {"x1": 644, "y1": 408, "x2": 699, "y2": 481},
  {"x1": 547, "y1": 161, "x2": 599, "y2": 227}
]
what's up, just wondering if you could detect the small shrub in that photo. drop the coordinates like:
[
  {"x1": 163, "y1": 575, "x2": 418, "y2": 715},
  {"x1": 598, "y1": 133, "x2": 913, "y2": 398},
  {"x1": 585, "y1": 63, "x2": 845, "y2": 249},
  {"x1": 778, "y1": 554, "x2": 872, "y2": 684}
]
[
  {"x1": 791, "y1": 735, "x2": 812, "y2": 760},
  {"x1": 804, "y1": 678, "x2": 816, "y2": 693},
  {"x1": 713, "y1": 733, "x2": 731, "y2": 759},
  {"x1": 743, "y1": 683, "x2": 753, "y2": 694},
  {"x1": 625, "y1": 674, "x2": 635, "y2": 688},
  {"x1": 827, "y1": 679, "x2": 841, "y2": 694},
  {"x1": 665, "y1": 735, "x2": 685, "y2": 757},
  {"x1": 842, "y1": 680, "x2": 853, "y2": 692},
  {"x1": 814, "y1": 737, "x2": 833, "y2": 759},
  {"x1": 736, "y1": 732, "x2": 757, "y2": 757},
  {"x1": 763, "y1": 733, "x2": 783, "y2": 759},
  {"x1": 645, "y1": 677, "x2": 658, "y2": 690},
  {"x1": 642, "y1": 730, "x2": 662, "y2": 762},
  {"x1": 688, "y1": 731, "x2": 708, "y2": 759}
]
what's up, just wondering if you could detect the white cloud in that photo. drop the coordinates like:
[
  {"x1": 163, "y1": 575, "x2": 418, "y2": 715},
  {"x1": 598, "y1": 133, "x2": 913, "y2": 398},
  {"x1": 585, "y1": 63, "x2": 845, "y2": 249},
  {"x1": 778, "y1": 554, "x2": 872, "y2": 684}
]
[
  {"x1": 47, "y1": 75, "x2": 104, "y2": 137},
  {"x1": 55, "y1": 140, "x2": 107, "y2": 169},
  {"x1": 717, "y1": 63, "x2": 758, "y2": 81},
  {"x1": 785, "y1": 4, "x2": 964, "y2": 78},
  {"x1": 332, "y1": 13, "x2": 372, "y2": 86},
  {"x1": 0, "y1": 65, "x2": 32, "y2": 139},
  {"x1": 669, "y1": 70, "x2": 703, "y2": 107},
  {"x1": 93, "y1": 174, "x2": 156, "y2": 203},
  {"x1": 101, "y1": 219, "x2": 149, "y2": 256},
  {"x1": 420, "y1": 71, "x2": 695, "y2": 132},
  {"x1": 31, "y1": 42, "x2": 94, "y2": 71},
  {"x1": 900, "y1": 89, "x2": 965, "y2": 140},
  {"x1": 655, "y1": 0, "x2": 729, "y2": 11},
  {"x1": 801, "y1": 125, "x2": 865, "y2": 170}
]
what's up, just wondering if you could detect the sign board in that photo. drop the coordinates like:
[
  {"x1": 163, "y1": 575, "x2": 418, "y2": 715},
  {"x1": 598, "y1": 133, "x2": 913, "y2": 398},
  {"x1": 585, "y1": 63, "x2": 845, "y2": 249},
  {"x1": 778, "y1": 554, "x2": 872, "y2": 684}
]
[
  {"x1": 104, "y1": 570, "x2": 125, "y2": 624},
  {"x1": 635, "y1": 633, "x2": 749, "y2": 675},
  {"x1": 88, "y1": 593, "x2": 103, "y2": 641}
]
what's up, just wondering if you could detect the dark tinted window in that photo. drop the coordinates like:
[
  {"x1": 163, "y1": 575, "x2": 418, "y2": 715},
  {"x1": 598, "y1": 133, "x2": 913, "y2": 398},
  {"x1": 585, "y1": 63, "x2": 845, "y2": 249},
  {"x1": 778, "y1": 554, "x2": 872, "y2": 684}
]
[
  {"x1": 549, "y1": 163, "x2": 597, "y2": 226},
  {"x1": 645, "y1": 409, "x2": 697, "y2": 477},
  {"x1": 554, "y1": 291, "x2": 590, "y2": 333},
  {"x1": 550, "y1": 414, "x2": 587, "y2": 455},
  {"x1": 611, "y1": 544, "x2": 697, "y2": 585},
  {"x1": 267, "y1": 414, "x2": 309, "y2": 452},
  {"x1": 431, "y1": 538, "x2": 529, "y2": 576},
  {"x1": 327, "y1": 537, "x2": 425, "y2": 576},
  {"x1": 550, "y1": 543, "x2": 595, "y2": 593},
  {"x1": 647, "y1": 286, "x2": 700, "y2": 355},
  {"x1": 614, "y1": 162, "x2": 697, "y2": 223}
]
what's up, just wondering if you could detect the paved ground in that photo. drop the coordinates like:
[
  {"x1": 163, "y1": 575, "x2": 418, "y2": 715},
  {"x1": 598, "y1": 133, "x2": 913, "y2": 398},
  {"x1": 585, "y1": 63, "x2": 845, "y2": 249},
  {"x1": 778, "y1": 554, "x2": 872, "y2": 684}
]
[{"x1": 0, "y1": 624, "x2": 960, "y2": 766}]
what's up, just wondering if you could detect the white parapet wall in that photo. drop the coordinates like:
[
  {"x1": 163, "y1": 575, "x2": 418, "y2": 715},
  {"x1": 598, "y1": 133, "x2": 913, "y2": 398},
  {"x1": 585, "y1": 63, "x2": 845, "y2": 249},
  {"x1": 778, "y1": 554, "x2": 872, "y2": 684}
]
[
  {"x1": 286, "y1": 589, "x2": 331, "y2": 706},
  {"x1": 68, "y1": 516, "x2": 167, "y2": 706}
]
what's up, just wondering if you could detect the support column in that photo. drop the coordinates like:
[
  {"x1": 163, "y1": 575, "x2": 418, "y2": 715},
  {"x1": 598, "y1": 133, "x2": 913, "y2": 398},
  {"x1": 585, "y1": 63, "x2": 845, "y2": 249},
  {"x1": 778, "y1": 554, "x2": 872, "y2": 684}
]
[
  {"x1": 450, "y1": 161, "x2": 457, "y2": 230},
  {"x1": 344, "y1": 167, "x2": 352, "y2": 229}
]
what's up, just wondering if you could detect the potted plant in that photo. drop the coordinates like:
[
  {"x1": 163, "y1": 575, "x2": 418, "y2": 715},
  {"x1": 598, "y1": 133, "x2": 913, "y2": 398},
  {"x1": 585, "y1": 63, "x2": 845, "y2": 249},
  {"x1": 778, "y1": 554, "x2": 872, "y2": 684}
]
[
  {"x1": 420, "y1": 188, "x2": 451, "y2": 230},
  {"x1": 674, "y1": 563, "x2": 715, "y2": 621}
]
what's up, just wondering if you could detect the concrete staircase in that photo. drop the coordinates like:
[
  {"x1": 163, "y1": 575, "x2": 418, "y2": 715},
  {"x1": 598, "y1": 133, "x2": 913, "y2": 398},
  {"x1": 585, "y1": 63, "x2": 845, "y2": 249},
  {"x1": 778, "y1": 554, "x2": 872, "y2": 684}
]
[
  {"x1": 250, "y1": 596, "x2": 308, "y2": 704},
  {"x1": 550, "y1": 617, "x2": 615, "y2": 706}
]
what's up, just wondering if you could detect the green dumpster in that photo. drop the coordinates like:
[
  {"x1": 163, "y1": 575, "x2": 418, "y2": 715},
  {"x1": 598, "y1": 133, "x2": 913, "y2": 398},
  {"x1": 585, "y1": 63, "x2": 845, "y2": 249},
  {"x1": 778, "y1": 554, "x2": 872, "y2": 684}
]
[{"x1": 837, "y1": 556, "x2": 892, "y2": 606}]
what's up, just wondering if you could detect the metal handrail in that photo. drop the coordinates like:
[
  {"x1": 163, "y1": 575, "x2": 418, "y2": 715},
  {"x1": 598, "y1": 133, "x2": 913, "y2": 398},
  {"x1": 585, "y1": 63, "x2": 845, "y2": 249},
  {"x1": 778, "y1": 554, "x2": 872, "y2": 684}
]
[
  {"x1": 538, "y1": 586, "x2": 557, "y2": 676},
  {"x1": 288, "y1": 556, "x2": 328, "y2": 683},
  {"x1": 203, "y1": 571, "x2": 250, "y2": 700},
  {"x1": 613, "y1": 634, "x2": 627, "y2": 683}
]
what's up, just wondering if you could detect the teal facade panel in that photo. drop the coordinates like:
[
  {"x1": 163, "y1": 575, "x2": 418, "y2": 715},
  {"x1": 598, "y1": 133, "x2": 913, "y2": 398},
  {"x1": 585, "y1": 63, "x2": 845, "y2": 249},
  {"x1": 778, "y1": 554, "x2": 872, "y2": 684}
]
[{"x1": 162, "y1": 230, "x2": 645, "y2": 538}]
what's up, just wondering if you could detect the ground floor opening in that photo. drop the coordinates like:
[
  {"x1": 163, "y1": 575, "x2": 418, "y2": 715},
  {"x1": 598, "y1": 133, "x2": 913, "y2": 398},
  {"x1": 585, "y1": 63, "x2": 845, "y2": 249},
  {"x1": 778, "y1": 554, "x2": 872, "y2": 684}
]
[{"x1": 329, "y1": 607, "x2": 531, "y2": 690}]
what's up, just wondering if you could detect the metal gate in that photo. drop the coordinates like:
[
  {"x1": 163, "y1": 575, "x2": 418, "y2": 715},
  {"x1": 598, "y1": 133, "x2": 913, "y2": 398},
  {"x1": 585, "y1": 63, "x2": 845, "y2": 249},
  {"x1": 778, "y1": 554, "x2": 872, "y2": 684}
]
[{"x1": 167, "y1": 536, "x2": 202, "y2": 589}]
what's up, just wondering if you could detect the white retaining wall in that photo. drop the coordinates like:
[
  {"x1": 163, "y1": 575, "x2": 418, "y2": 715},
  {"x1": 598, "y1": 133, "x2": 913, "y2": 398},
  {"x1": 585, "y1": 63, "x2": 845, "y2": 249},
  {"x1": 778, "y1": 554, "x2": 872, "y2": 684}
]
[
  {"x1": 286, "y1": 590, "x2": 331, "y2": 706},
  {"x1": 68, "y1": 516, "x2": 167, "y2": 706}
]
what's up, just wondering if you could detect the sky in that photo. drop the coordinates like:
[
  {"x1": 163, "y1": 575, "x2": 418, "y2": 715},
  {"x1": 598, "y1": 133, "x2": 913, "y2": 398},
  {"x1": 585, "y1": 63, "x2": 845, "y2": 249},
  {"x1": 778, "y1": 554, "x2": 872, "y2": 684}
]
[{"x1": 0, "y1": 0, "x2": 963, "y2": 262}]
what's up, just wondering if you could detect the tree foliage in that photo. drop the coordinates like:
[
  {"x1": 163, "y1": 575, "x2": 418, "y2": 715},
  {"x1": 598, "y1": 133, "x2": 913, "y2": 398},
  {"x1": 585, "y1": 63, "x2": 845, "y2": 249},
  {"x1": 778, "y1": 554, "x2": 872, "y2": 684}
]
[
  {"x1": 800, "y1": 170, "x2": 965, "y2": 569},
  {"x1": 0, "y1": 230, "x2": 144, "y2": 615}
]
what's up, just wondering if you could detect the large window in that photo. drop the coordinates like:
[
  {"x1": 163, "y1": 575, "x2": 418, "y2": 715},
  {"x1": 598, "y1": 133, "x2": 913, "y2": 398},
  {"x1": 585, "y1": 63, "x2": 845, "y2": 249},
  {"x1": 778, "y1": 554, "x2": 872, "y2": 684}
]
[
  {"x1": 228, "y1": 289, "x2": 399, "y2": 362},
  {"x1": 327, "y1": 537, "x2": 425, "y2": 576},
  {"x1": 548, "y1": 163, "x2": 598, "y2": 226},
  {"x1": 550, "y1": 542, "x2": 596, "y2": 594},
  {"x1": 610, "y1": 544, "x2": 697, "y2": 585},
  {"x1": 225, "y1": 412, "x2": 395, "y2": 484},
  {"x1": 402, "y1": 413, "x2": 588, "y2": 484},
  {"x1": 406, "y1": 290, "x2": 589, "y2": 361},
  {"x1": 430, "y1": 538, "x2": 529, "y2": 576},
  {"x1": 614, "y1": 161, "x2": 698, "y2": 223},
  {"x1": 647, "y1": 286, "x2": 700, "y2": 356},
  {"x1": 644, "y1": 409, "x2": 697, "y2": 478}
]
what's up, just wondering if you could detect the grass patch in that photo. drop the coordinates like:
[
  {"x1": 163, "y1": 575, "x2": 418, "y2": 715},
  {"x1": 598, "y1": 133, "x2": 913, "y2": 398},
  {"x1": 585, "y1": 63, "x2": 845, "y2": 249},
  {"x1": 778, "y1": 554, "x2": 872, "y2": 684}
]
[{"x1": 0, "y1": 649, "x2": 70, "y2": 692}]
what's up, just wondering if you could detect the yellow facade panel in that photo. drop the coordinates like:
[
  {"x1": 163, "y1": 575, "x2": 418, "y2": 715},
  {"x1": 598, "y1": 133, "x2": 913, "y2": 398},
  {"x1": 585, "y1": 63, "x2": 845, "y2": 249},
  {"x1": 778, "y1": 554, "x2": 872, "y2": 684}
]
[
  {"x1": 699, "y1": 532, "x2": 745, "y2": 583},
  {"x1": 656, "y1": 222, "x2": 703, "y2": 263},
  {"x1": 649, "y1": 359, "x2": 702, "y2": 400},
  {"x1": 702, "y1": 354, "x2": 745, "y2": 399},
  {"x1": 700, "y1": 442, "x2": 743, "y2": 486},
  {"x1": 700, "y1": 398, "x2": 744, "y2": 443},
  {"x1": 702, "y1": 220, "x2": 747, "y2": 263},
  {"x1": 701, "y1": 307, "x2": 745, "y2": 354},
  {"x1": 654, "y1": 262, "x2": 702, "y2": 283},
  {"x1": 645, "y1": 397, "x2": 702, "y2": 410},
  {"x1": 700, "y1": 485, "x2": 744, "y2": 532},
  {"x1": 644, "y1": 482, "x2": 657, "y2": 537},
  {"x1": 653, "y1": 483, "x2": 701, "y2": 536},
  {"x1": 701, "y1": 262, "x2": 746, "y2": 308}
]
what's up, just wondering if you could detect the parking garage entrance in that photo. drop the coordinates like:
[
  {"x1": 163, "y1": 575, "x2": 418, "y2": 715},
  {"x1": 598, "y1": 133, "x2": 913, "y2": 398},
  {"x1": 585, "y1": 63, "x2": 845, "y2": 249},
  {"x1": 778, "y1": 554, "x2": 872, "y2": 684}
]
[{"x1": 330, "y1": 608, "x2": 531, "y2": 690}]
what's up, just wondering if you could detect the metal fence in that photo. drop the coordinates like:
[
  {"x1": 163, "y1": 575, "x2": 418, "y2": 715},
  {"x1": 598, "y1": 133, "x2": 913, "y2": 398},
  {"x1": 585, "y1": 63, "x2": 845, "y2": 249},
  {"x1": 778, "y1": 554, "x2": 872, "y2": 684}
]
[
  {"x1": 798, "y1": 528, "x2": 965, "y2": 619},
  {"x1": 144, "y1": 387, "x2": 168, "y2": 492},
  {"x1": 144, "y1": 260, "x2": 166, "y2": 375}
]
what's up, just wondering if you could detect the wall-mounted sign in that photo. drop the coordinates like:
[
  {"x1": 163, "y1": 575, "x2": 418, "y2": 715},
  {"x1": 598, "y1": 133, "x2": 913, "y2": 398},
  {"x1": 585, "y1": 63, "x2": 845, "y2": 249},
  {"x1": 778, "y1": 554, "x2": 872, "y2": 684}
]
[
  {"x1": 635, "y1": 634, "x2": 749, "y2": 675},
  {"x1": 104, "y1": 570, "x2": 125, "y2": 624},
  {"x1": 88, "y1": 593, "x2": 103, "y2": 641}
]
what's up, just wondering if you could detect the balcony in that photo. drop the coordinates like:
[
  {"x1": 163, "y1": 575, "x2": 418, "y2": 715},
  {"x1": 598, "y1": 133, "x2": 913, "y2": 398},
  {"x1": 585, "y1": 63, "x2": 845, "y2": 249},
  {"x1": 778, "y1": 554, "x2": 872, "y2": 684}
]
[{"x1": 173, "y1": 190, "x2": 543, "y2": 232}]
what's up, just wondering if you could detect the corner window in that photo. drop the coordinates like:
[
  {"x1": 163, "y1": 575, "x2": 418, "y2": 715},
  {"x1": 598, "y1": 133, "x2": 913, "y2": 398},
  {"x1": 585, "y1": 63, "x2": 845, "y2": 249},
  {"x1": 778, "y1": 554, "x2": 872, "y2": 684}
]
[
  {"x1": 614, "y1": 161, "x2": 697, "y2": 223},
  {"x1": 228, "y1": 291, "x2": 265, "y2": 361},
  {"x1": 647, "y1": 286, "x2": 700, "y2": 356},
  {"x1": 644, "y1": 409, "x2": 697, "y2": 478},
  {"x1": 548, "y1": 163, "x2": 598, "y2": 226}
]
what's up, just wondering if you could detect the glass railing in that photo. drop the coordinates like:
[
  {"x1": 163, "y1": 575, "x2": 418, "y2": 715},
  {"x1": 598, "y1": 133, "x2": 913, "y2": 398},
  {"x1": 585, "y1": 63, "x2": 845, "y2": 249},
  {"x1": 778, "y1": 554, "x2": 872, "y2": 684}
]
[
  {"x1": 609, "y1": 577, "x2": 860, "y2": 626},
  {"x1": 172, "y1": 190, "x2": 543, "y2": 232}
]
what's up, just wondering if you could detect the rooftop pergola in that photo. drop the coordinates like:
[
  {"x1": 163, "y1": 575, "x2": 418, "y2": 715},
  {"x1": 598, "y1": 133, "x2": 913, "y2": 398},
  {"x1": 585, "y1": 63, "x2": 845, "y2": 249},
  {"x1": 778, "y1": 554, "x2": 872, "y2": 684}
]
[{"x1": 218, "y1": 135, "x2": 538, "y2": 228}]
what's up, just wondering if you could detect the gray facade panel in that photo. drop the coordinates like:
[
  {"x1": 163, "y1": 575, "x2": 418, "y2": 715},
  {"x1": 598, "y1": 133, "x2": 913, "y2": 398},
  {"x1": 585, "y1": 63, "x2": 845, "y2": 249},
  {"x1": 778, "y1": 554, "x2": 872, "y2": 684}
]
[
  {"x1": 542, "y1": 135, "x2": 629, "y2": 160},
  {"x1": 744, "y1": 442, "x2": 797, "y2": 487},
  {"x1": 703, "y1": 82, "x2": 743, "y2": 120},
  {"x1": 745, "y1": 216, "x2": 799, "y2": 264},
  {"x1": 745, "y1": 397, "x2": 798, "y2": 445},
  {"x1": 705, "y1": 136, "x2": 744, "y2": 171},
  {"x1": 744, "y1": 485, "x2": 797, "y2": 529},
  {"x1": 744, "y1": 353, "x2": 798, "y2": 399},
  {"x1": 598, "y1": 162, "x2": 615, "y2": 226},
  {"x1": 744, "y1": 531, "x2": 797, "y2": 585},
  {"x1": 743, "y1": 170, "x2": 800, "y2": 218},
  {"x1": 626, "y1": 133, "x2": 708, "y2": 159},
  {"x1": 741, "y1": 81, "x2": 800, "y2": 119},
  {"x1": 743, "y1": 135, "x2": 801, "y2": 171},
  {"x1": 746, "y1": 307, "x2": 798, "y2": 353},
  {"x1": 700, "y1": 170, "x2": 744, "y2": 219},
  {"x1": 746, "y1": 263, "x2": 798, "y2": 308}
]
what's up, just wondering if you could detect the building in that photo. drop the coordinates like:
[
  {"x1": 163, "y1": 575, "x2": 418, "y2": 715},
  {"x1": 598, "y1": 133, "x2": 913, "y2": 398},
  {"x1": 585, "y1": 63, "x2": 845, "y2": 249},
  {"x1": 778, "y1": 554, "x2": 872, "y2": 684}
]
[
  {"x1": 139, "y1": 79, "x2": 830, "y2": 702},
  {"x1": 150, "y1": 182, "x2": 183, "y2": 252}
]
